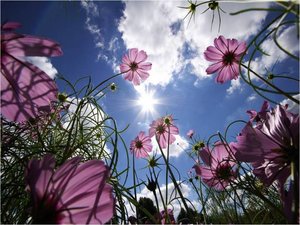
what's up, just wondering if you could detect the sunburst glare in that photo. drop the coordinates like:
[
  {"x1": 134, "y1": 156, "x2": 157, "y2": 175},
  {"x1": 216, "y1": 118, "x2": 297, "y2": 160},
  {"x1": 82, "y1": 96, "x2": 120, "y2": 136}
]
[
  {"x1": 134, "y1": 86, "x2": 161, "y2": 119},
  {"x1": 137, "y1": 90, "x2": 158, "y2": 113}
]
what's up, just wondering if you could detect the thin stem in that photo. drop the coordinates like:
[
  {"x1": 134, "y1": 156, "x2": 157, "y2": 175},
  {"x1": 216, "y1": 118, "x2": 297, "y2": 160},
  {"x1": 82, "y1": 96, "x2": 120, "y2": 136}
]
[
  {"x1": 132, "y1": 153, "x2": 138, "y2": 221},
  {"x1": 241, "y1": 64, "x2": 299, "y2": 104},
  {"x1": 152, "y1": 167, "x2": 167, "y2": 214},
  {"x1": 156, "y1": 136, "x2": 190, "y2": 213},
  {"x1": 191, "y1": 179, "x2": 207, "y2": 224}
]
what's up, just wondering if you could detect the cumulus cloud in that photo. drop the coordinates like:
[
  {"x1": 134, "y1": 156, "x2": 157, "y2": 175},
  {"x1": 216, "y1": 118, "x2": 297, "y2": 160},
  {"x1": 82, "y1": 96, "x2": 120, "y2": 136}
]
[
  {"x1": 25, "y1": 56, "x2": 58, "y2": 79},
  {"x1": 62, "y1": 97, "x2": 111, "y2": 156},
  {"x1": 118, "y1": 1, "x2": 186, "y2": 87},
  {"x1": 248, "y1": 24, "x2": 299, "y2": 79},
  {"x1": 150, "y1": 134, "x2": 189, "y2": 158},
  {"x1": 280, "y1": 94, "x2": 300, "y2": 114},
  {"x1": 226, "y1": 77, "x2": 243, "y2": 96},
  {"x1": 124, "y1": 181, "x2": 200, "y2": 219},
  {"x1": 63, "y1": 97, "x2": 105, "y2": 128},
  {"x1": 118, "y1": 1, "x2": 269, "y2": 90},
  {"x1": 246, "y1": 93, "x2": 257, "y2": 102}
]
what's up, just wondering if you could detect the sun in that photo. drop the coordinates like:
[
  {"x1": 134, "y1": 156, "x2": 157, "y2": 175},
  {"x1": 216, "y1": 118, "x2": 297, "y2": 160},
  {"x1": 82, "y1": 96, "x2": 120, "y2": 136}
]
[{"x1": 137, "y1": 89, "x2": 158, "y2": 113}]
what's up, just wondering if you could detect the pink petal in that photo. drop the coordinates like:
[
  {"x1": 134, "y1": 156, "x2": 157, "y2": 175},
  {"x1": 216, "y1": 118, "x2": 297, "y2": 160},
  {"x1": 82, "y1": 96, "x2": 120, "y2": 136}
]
[
  {"x1": 1, "y1": 22, "x2": 21, "y2": 31},
  {"x1": 233, "y1": 123, "x2": 279, "y2": 162},
  {"x1": 3, "y1": 35, "x2": 62, "y2": 57},
  {"x1": 199, "y1": 166, "x2": 214, "y2": 180},
  {"x1": 204, "y1": 46, "x2": 223, "y2": 61},
  {"x1": 215, "y1": 65, "x2": 234, "y2": 83},
  {"x1": 25, "y1": 154, "x2": 55, "y2": 200},
  {"x1": 128, "y1": 48, "x2": 138, "y2": 62},
  {"x1": 199, "y1": 147, "x2": 211, "y2": 166},
  {"x1": 138, "y1": 62, "x2": 152, "y2": 71},
  {"x1": 132, "y1": 73, "x2": 141, "y2": 86},
  {"x1": 121, "y1": 54, "x2": 131, "y2": 65},
  {"x1": 214, "y1": 36, "x2": 229, "y2": 54},
  {"x1": 234, "y1": 41, "x2": 247, "y2": 56},
  {"x1": 135, "y1": 50, "x2": 147, "y2": 63},
  {"x1": 227, "y1": 39, "x2": 239, "y2": 52},
  {"x1": 206, "y1": 61, "x2": 224, "y2": 74},
  {"x1": 213, "y1": 142, "x2": 230, "y2": 162},
  {"x1": 1, "y1": 57, "x2": 58, "y2": 122},
  {"x1": 120, "y1": 63, "x2": 130, "y2": 73},
  {"x1": 123, "y1": 71, "x2": 134, "y2": 81},
  {"x1": 60, "y1": 160, "x2": 108, "y2": 203},
  {"x1": 169, "y1": 125, "x2": 179, "y2": 135},
  {"x1": 1, "y1": 33, "x2": 24, "y2": 42},
  {"x1": 137, "y1": 70, "x2": 149, "y2": 81}
]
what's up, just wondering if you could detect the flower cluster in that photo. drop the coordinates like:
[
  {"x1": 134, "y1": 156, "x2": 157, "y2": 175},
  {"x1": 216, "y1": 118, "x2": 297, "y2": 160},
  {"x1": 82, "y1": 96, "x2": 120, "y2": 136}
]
[
  {"x1": 130, "y1": 115, "x2": 179, "y2": 158},
  {"x1": 233, "y1": 103, "x2": 299, "y2": 222},
  {"x1": 193, "y1": 101, "x2": 299, "y2": 222}
]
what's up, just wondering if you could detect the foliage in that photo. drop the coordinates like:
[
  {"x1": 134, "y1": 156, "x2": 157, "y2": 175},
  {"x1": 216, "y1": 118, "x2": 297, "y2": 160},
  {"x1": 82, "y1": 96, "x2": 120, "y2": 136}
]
[{"x1": 1, "y1": 1, "x2": 299, "y2": 224}]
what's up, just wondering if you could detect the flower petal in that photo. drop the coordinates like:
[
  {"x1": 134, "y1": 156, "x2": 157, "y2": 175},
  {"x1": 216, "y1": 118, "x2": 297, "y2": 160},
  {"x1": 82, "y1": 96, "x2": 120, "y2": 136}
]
[
  {"x1": 25, "y1": 154, "x2": 55, "y2": 201},
  {"x1": 128, "y1": 48, "x2": 138, "y2": 62},
  {"x1": 206, "y1": 61, "x2": 223, "y2": 74},
  {"x1": 135, "y1": 50, "x2": 147, "y2": 63},
  {"x1": 1, "y1": 57, "x2": 58, "y2": 122},
  {"x1": 214, "y1": 35, "x2": 229, "y2": 54},
  {"x1": 138, "y1": 62, "x2": 152, "y2": 71},
  {"x1": 3, "y1": 35, "x2": 62, "y2": 57},
  {"x1": 204, "y1": 46, "x2": 223, "y2": 61},
  {"x1": 1, "y1": 21, "x2": 21, "y2": 31}
]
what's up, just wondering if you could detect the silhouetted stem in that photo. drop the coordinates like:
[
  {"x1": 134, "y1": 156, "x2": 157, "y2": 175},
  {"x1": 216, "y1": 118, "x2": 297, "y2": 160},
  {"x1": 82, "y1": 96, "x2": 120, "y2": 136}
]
[
  {"x1": 241, "y1": 64, "x2": 299, "y2": 104},
  {"x1": 156, "y1": 136, "x2": 190, "y2": 213}
]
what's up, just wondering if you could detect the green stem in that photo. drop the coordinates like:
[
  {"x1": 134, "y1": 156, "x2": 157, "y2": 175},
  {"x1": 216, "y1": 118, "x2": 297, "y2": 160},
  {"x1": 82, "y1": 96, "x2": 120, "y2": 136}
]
[
  {"x1": 132, "y1": 153, "x2": 138, "y2": 221},
  {"x1": 156, "y1": 136, "x2": 190, "y2": 213},
  {"x1": 191, "y1": 179, "x2": 207, "y2": 224},
  {"x1": 241, "y1": 64, "x2": 299, "y2": 104},
  {"x1": 152, "y1": 167, "x2": 167, "y2": 213},
  {"x1": 87, "y1": 70, "x2": 128, "y2": 96}
]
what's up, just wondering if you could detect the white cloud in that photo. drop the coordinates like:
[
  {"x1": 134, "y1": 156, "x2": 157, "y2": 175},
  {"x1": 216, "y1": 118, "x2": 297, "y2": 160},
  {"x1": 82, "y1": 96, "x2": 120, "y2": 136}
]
[
  {"x1": 226, "y1": 77, "x2": 243, "y2": 96},
  {"x1": 118, "y1": 1, "x2": 269, "y2": 89},
  {"x1": 248, "y1": 24, "x2": 299, "y2": 79},
  {"x1": 124, "y1": 181, "x2": 200, "y2": 219},
  {"x1": 246, "y1": 93, "x2": 257, "y2": 102},
  {"x1": 63, "y1": 97, "x2": 105, "y2": 128},
  {"x1": 118, "y1": 1, "x2": 186, "y2": 87},
  {"x1": 25, "y1": 56, "x2": 58, "y2": 79},
  {"x1": 280, "y1": 94, "x2": 300, "y2": 114},
  {"x1": 81, "y1": 0, "x2": 99, "y2": 17},
  {"x1": 80, "y1": 0, "x2": 105, "y2": 61},
  {"x1": 150, "y1": 134, "x2": 189, "y2": 158},
  {"x1": 61, "y1": 97, "x2": 111, "y2": 156}
]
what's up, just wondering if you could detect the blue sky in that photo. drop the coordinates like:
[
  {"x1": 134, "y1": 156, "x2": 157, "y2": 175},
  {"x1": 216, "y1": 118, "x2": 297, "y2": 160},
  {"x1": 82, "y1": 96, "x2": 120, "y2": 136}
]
[{"x1": 2, "y1": 0, "x2": 299, "y2": 217}]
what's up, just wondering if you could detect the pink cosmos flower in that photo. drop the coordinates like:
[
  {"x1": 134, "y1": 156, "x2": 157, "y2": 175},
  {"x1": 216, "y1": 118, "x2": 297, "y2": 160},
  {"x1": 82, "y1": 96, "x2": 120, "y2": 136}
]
[
  {"x1": 204, "y1": 35, "x2": 246, "y2": 83},
  {"x1": 186, "y1": 129, "x2": 194, "y2": 139},
  {"x1": 149, "y1": 115, "x2": 179, "y2": 149},
  {"x1": 1, "y1": 22, "x2": 62, "y2": 122},
  {"x1": 130, "y1": 131, "x2": 153, "y2": 158},
  {"x1": 233, "y1": 103, "x2": 299, "y2": 187},
  {"x1": 120, "y1": 48, "x2": 152, "y2": 86},
  {"x1": 193, "y1": 142, "x2": 237, "y2": 190},
  {"x1": 25, "y1": 154, "x2": 115, "y2": 224},
  {"x1": 160, "y1": 209, "x2": 175, "y2": 224},
  {"x1": 246, "y1": 100, "x2": 269, "y2": 125}
]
